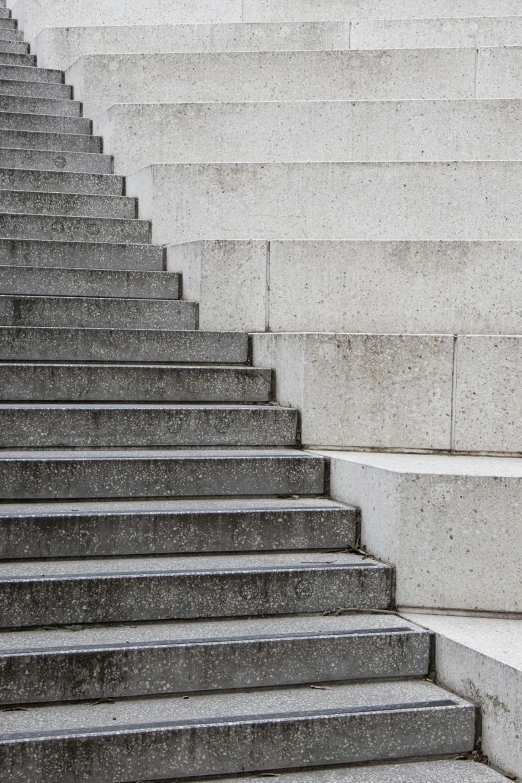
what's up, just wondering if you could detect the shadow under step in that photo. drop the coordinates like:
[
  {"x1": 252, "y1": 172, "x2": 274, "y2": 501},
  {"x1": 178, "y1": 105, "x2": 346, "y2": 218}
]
[
  {"x1": 0, "y1": 615, "x2": 429, "y2": 704},
  {"x1": 0, "y1": 497, "x2": 356, "y2": 558},
  {"x1": 0, "y1": 680, "x2": 475, "y2": 783}
]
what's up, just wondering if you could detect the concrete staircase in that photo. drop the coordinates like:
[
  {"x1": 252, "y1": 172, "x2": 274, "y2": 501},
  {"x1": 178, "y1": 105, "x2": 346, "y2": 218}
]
[{"x1": 0, "y1": 4, "x2": 508, "y2": 783}]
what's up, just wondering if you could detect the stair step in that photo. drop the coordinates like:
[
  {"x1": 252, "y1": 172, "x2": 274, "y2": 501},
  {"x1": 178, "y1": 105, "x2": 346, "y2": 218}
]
[
  {"x1": 0, "y1": 550, "x2": 387, "y2": 626},
  {"x1": 0, "y1": 28, "x2": 23, "y2": 42},
  {"x1": 0, "y1": 363, "x2": 272, "y2": 402},
  {"x1": 0, "y1": 265, "x2": 179, "y2": 299},
  {"x1": 0, "y1": 238, "x2": 163, "y2": 270},
  {"x1": 0, "y1": 190, "x2": 135, "y2": 218},
  {"x1": 0, "y1": 447, "x2": 323, "y2": 502},
  {"x1": 0, "y1": 78, "x2": 70, "y2": 99},
  {"x1": 0, "y1": 168, "x2": 122, "y2": 195},
  {"x1": 0, "y1": 213, "x2": 150, "y2": 243},
  {"x1": 0, "y1": 129, "x2": 101, "y2": 152},
  {"x1": 171, "y1": 762, "x2": 510, "y2": 783},
  {"x1": 0, "y1": 111, "x2": 90, "y2": 134},
  {"x1": 0, "y1": 497, "x2": 354, "y2": 558},
  {"x1": 0, "y1": 403, "x2": 297, "y2": 448},
  {"x1": 0, "y1": 40, "x2": 29, "y2": 55},
  {"x1": 0, "y1": 16, "x2": 15, "y2": 26},
  {"x1": 0, "y1": 52, "x2": 35, "y2": 67},
  {"x1": 0, "y1": 615, "x2": 428, "y2": 704},
  {"x1": 0, "y1": 147, "x2": 112, "y2": 173},
  {"x1": 0, "y1": 295, "x2": 195, "y2": 329},
  {"x1": 0, "y1": 10, "x2": 11, "y2": 19},
  {"x1": 0, "y1": 680, "x2": 475, "y2": 783},
  {"x1": 0, "y1": 326, "x2": 248, "y2": 363},
  {"x1": 0, "y1": 94, "x2": 80, "y2": 115},
  {"x1": 0, "y1": 63, "x2": 63, "y2": 83}
]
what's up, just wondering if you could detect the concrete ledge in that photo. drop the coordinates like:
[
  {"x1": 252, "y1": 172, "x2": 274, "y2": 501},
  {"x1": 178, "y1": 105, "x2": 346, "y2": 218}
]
[
  {"x1": 34, "y1": 22, "x2": 351, "y2": 71},
  {"x1": 10, "y1": 0, "x2": 522, "y2": 40},
  {"x1": 66, "y1": 49, "x2": 477, "y2": 118},
  {"x1": 403, "y1": 613, "x2": 522, "y2": 780},
  {"x1": 314, "y1": 451, "x2": 522, "y2": 614},
  {"x1": 127, "y1": 161, "x2": 522, "y2": 245},
  {"x1": 95, "y1": 100, "x2": 522, "y2": 176},
  {"x1": 168, "y1": 240, "x2": 522, "y2": 335}
]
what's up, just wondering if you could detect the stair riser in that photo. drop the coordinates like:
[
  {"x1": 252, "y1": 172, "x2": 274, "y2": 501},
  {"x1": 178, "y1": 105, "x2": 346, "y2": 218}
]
[
  {"x1": 0, "y1": 328, "x2": 248, "y2": 363},
  {"x1": 0, "y1": 631, "x2": 429, "y2": 704},
  {"x1": 0, "y1": 407, "x2": 296, "y2": 448},
  {"x1": 0, "y1": 169, "x2": 123, "y2": 196},
  {"x1": 0, "y1": 506, "x2": 354, "y2": 559},
  {"x1": 0, "y1": 215, "x2": 150, "y2": 243},
  {"x1": 0, "y1": 79, "x2": 70, "y2": 98},
  {"x1": 0, "y1": 299, "x2": 196, "y2": 329},
  {"x1": 0, "y1": 192, "x2": 135, "y2": 218},
  {"x1": 0, "y1": 267, "x2": 179, "y2": 299},
  {"x1": 0, "y1": 94, "x2": 79, "y2": 115},
  {"x1": 0, "y1": 53, "x2": 35, "y2": 67},
  {"x1": 0, "y1": 65, "x2": 62, "y2": 83},
  {"x1": 0, "y1": 240, "x2": 163, "y2": 270},
  {"x1": 0, "y1": 42, "x2": 28, "y2": 55},
  {"x1": 0, "y1": 112, "x2": 90, "y2": 134},
  {"x1": 0, "y1": 454, "x2": 323, "y2": 501},
  {"x1": 0, "y1": 149, "x2": 112, "y2": 174},
  {"x1": 0, "y1": 130, "x2": 101, "y2": 152},
  {"x1": 0, "y1": 365, "x2": 271, "y2": 402},
  {"x1": 0, "y1": 706, "x2": 475, "y2": 783},
  {"x1": 0, "y1": 566, "x2": 389, "y2": 626},
  {"x1": 0, "y1": 30, "x2": 22, "y2": 42}
]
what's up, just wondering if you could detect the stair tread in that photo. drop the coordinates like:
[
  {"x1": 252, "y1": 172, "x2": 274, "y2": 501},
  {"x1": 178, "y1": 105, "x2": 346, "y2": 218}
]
[
  {"x1": 0, "y1": 613, "x2": 419, "y2": 652},
  {"x1": 0, "y1": 549, "x2": 378, "y2": 579},
  {"x1": 0, "y1": 678, "x2": 471, "y2": 737}
]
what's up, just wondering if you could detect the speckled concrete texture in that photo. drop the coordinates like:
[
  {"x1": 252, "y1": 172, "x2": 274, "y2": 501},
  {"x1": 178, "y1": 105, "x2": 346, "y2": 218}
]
[
  {"x1": 67, "y1": 49, "x2": 476, "y2": 117},
  {"x1": 0, "y1": 497, "x2": 356, "y2": 558},
  {"x1": 0, "y1": 551, "x2": 391, "y2": 626},
  {"x1": 0, "y1": 403, "x2": 297, "y2": 447},
  {"x1": 0, "y1": 167, "x2": 122, "y2": 195},
  {"x1": 0, "y1": 362, "x2": 272, "y2": 402},
  {"x1": 321, "y1": 452, "x2": 522, "y2": 613},
  {"x1": 0, "y1": 295, "x2": 196, "y2": 329},
  {"x1": 0, "y1": 239, "x2": 164, "y2": 270},
  {"x1": 0, "y1": 614, "x2": 428, "y2": 703},
  {"x1": 0, "y1": 190, "x2": 135, "y2": 218},
  {"x1": 97, "y1": 99, "x2": 522, "y2": 175},
  {"x1": 252, "y1": 332, "x2": 454, "y2": 450},
  {"x1": 0, "y1": 214, "x2": 150, "y2": 243},
  {"x1": 129, "y1": 160, "x2": 522, "y2": 245},
  {"x1": 0, "y1": 679, "x2": 475, "y2": 783}
]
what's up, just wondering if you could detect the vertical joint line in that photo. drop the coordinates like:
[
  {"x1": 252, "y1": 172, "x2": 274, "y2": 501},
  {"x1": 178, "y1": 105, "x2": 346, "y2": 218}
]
[
  {"x1": 265, "y1": 240, "x2": 271, "y2": 332},
  {"x1": 474, "y1": 48, "x2": 480, "y2": 99},
  {"x1": 450, "y1": 334, "x2": 458, "y2": 452},
  {"x1": 348, "y1": 21, "x2": 352, "y2": 50}
]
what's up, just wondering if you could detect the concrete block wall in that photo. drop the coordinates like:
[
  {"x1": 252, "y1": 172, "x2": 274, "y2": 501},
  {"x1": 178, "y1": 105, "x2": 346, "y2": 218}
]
[{"x1": 15, "y1": 2, "x2": 522, "y2": 777}]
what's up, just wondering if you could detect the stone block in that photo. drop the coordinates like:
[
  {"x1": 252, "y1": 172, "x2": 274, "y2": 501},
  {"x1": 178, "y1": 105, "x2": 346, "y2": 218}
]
[
  {"x1": 95, "y1": 99, "x2": 522, "y2": 175},
  {"x1": 168, "y1": 240, "x2": 522, "y2": 335},
  {"x1": 252, "y1": 333, "x2": 454, "y2": 450},
  {"x1": 478, "y1": 45, "x2": 522, "y2": 98},
  {"x1": 126, "y1": 161, "x2": 522, "y2": 245},
  {"x1": 34, "y1": 21, "x2": 350, "y2": 71},
  {"x1": 454, "y1": 336, "x2": 522, "y2": 453},
  {"x1": 402, "y1": 613, "x2": 522, "y2": 780},
  {"x1": 317, "y1": 451, "x2": 522, "y2": 613},
  {"x1": 351, "y1": 16, "x2": 522, "y2": 50},
  {"x1": 66, "y1": 49, "x2": 476, "y2": 117}
]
